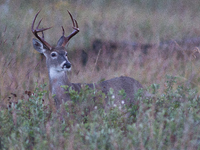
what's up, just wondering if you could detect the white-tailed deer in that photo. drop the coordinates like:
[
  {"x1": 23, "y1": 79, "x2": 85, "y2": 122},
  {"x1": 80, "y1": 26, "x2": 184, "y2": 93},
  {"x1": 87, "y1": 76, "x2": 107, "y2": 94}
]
[{"x1": 32, "y1": 10, "x2": 143, "y2": 109}]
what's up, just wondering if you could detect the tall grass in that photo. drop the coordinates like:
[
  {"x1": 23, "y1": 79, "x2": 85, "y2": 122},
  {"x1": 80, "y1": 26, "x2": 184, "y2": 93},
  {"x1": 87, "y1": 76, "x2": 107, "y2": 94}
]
[{"x1": 1, "y1": 0, "x2": 200, "y2": 149}]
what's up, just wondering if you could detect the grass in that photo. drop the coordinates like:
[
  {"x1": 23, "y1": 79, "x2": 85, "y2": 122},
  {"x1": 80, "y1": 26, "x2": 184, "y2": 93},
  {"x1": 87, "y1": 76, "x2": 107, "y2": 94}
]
[{"x1": 1, "y1": 0, "x2": 200, "y2": 149}]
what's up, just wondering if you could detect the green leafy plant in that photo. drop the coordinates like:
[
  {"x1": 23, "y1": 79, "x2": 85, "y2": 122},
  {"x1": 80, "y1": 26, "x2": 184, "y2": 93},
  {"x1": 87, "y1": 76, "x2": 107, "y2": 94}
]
[
  {"x1": 0, "y1": 83, "x2": 51, "y2": 149},
  {"x1": 1, "y1": 76, "x2": 200, "y2": 149}
]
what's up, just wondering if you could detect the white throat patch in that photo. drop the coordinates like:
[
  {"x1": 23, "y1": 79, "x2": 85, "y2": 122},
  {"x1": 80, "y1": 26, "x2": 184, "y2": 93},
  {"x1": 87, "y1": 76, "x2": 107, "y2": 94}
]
[{"x1": 49, "y1": 67, "x2": 66, "y2": 79}]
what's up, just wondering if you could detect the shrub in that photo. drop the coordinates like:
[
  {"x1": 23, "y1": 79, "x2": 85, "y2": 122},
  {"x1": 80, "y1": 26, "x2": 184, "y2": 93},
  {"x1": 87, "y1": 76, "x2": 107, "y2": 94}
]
[{"x1": 0, "y1": 76, "x2": 200, "y2": 149}]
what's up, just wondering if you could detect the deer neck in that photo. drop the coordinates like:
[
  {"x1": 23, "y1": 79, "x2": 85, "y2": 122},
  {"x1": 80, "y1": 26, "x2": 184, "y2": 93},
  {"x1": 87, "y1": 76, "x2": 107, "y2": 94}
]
[{"x1": 48, "y1": 68, "x2": 71, "y2": 95}]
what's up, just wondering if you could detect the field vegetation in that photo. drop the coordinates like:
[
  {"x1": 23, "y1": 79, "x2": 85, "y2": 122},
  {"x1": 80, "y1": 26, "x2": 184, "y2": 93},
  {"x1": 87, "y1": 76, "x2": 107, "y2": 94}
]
[{"x1": 1, "y1": 0, "x2": 200, "y2": 149}]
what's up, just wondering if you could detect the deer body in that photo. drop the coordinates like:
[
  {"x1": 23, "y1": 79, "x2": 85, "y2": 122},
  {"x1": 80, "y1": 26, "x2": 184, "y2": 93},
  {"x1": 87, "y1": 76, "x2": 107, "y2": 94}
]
[{"x1": 32, "y1": 11, "x2": 143, "y2": 109}]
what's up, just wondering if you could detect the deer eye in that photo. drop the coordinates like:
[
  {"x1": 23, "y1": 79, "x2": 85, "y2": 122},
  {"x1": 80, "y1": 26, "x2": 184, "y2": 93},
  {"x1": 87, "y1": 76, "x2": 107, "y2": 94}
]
[{"x1": 51, "y1": 52, "x2": 57, "y2": 57}]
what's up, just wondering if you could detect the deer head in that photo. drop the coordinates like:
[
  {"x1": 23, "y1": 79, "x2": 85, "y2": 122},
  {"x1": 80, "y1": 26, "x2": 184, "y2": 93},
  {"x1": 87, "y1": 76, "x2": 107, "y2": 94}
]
[{"x1": 32, "y1": 10, "x2": 79, "y2": 78}]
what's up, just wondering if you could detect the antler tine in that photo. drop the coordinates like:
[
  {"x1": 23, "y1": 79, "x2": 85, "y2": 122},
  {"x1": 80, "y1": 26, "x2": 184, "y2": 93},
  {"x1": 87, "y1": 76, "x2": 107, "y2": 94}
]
[
  {"x1": 32, "y1": 10, "x2": 52, "y2": 50},
  {"x1": 36, "y1": 18, "x2": 43, "y2": 30},
  {"x1": 74, "y1": 19, "x2": 78, "y2": 28},
  {"x1": 31, "y1": 10, "x2": 40, "y2": 32},
  {"x1": 67, "y1": 10, "x2": 75, "y2": 27},
  {"x1": 62, "y1": 26, "x2": 65, "y2": 36},
  {"x1": 61, "y1": 10, "x2": 79, "y2": 47}
]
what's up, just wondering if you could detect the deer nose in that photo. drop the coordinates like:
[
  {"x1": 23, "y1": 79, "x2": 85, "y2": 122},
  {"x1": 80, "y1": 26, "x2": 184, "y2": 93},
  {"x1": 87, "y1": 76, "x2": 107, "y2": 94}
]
[{"x1": 63, "y1": 62, "x2": 71, "y2": 69}]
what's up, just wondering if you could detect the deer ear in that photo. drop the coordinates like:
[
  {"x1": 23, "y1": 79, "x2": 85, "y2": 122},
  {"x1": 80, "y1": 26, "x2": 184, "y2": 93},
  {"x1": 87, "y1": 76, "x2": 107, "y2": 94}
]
[
  {"x1": 56, "y1": 36, "x2": 65, "y2": 47},
  {"x1": 32, "y1": 38, "x2": 46, "y2": 53}
]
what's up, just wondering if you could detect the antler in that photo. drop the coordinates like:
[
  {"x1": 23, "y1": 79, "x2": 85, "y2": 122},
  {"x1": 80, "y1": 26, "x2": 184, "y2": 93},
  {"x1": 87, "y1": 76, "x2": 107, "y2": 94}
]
[
  {"x1": 32, "y1": 10, "x2": 52, "y2": 50},
  {"x1": 61, "y1": 10, "x2": 79, "y2": 47}
]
